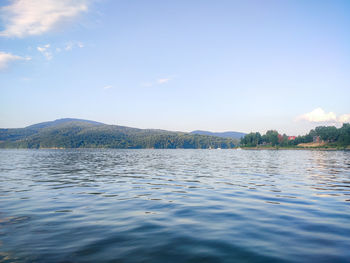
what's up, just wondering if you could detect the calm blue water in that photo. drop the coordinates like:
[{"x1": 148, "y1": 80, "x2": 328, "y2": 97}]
[{"x1": 0, "y1": 149, "x2": 349, "y2": 263}]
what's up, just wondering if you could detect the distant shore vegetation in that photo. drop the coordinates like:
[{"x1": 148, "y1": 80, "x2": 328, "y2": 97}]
[
  {"x1": 1, "y1": 118, "x2": 349, "y2": 150},
  {"x1": 240, "y1": 124, "x2": 350, "y2": 149}
]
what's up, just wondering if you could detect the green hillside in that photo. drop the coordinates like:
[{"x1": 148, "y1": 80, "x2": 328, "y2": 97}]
[{"x1": 0, "y1": 119, "x2": 236, "y2": 149}]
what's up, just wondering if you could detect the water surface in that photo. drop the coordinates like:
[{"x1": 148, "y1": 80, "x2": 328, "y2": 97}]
[{"x1": 0, "y1": 149, "x2": 349, "y2": 262}]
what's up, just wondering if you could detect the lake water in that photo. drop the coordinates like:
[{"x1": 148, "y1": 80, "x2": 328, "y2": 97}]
[{"x1": 0, "y1": 149, "x2": 349, "y2": 263}]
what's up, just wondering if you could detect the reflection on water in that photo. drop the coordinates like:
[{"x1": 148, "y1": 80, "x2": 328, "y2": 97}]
[{"x1": 0, "y1": 149, "x2": 349, "y2": 263}]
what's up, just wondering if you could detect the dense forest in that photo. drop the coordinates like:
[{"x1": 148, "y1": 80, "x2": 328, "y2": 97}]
[
  {"x1": 0, "y1": 119, "x2": 236, "y2": 149},
  {"x1": 240, "y1": 123, "x2": 350, "y2": 148}
]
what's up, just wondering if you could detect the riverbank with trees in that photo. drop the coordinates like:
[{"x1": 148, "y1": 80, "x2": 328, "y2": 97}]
[{"x1": 240, "y1": 123, "x2": 350, "y2": 149}]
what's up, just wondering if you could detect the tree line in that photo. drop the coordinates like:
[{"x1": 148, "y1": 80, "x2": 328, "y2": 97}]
[{"x1": 240, "y1": 123, "x2": 350, "y2": 147}]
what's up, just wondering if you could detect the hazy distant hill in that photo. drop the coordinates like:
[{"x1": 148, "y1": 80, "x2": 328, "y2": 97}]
[
  {"x1": 26, "y1": 118, "x2": 104, "y2": 129},
  {"x1": 191, "y1": 130, "x2": 246, "y2": 140},
  {"x1": 0, "y1": 118, "x2": 236, "y2": 149}
]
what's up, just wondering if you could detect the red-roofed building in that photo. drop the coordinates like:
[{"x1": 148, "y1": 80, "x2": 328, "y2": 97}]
[{"x1": 288, "y1": 136, "x2": 296, "y2": 141}]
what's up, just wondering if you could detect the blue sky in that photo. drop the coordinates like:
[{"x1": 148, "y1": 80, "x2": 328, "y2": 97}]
[{"x1": 1, "y1": 0, "x2": 349, "y2": 135}]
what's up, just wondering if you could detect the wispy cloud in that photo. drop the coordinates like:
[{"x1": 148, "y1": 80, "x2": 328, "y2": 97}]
[
  {"x1": 37, "y1": 41, "x2": 84, "y2": 60},
  {"x1": 65, "y1": 41, "x2": 84, "y2": 51},
  {"x1": 65, "y1": 43, "x2": 73, "y2": 51},
  {"x1": 141, "y1": 77, "x2": 172, "y2": 87},
  {"x1": 37, "y1": 44, "x2": 52, "y2": 60},
  {"x1": 0, "y1": 0, "x2": 89, "y2": 38},
  {"x1": 0, "y1": 51, "x2": 31, "y2": 70},
  {"x1": 297, "y1": 108, "x2": 350, "y2": 124},
  {"x1": 103, "y1": 85, "x2": 112, "y2": 90},
  {"x1": 157, "y1": 78, "x2": 170, "y2": 84}
]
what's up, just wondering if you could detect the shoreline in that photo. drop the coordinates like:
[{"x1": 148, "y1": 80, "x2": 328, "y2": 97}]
[
  {"x1": 239, "y1": 146, "x2": 350, "y2": 151},
  {"x1": 0, "y1": 147, "x2": 349, "y2": 151}
]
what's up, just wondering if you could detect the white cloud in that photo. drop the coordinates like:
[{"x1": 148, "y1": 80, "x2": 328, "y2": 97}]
[
  {"x1": 103, "y1": 85, "x2": 112, "y2": 90},
  {"x1": 0, "y1": 0, "x2": 89, "y2": 38},
  {"x1": 141, "y1": 77, "x2": 171, "y2": 87},
  {"x1": 297, "y1": 108, "x2": 350, "y2": 124},
  {"x1": 0, "y1": 51, "x2": 31, "y2": 70},
  {"x1": 338, "y1": 114, "x2": 350, "y2": 123},
  {"x1": 37, "y1": 41, "x2": 84, "y2": 60},
  {"x1": 37, "y1": 44, "x2": 52, "y2": 60},
  {"x1": 297, "y1": 108, "x2": 337, "y2": 123},
  {"x1": 65, "y1": 41, "x2": 84, "y2": 51},
  {"x1": 65, "y1": 43, "x2": 73, "y2": 51},
  {"x1": 157, "y1": 78, "x2": 170, "y2": 84}
]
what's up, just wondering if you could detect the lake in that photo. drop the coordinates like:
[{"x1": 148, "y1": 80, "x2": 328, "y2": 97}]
[{"x1": 0, "y1": 149, "x2": 349, "y2": 262}]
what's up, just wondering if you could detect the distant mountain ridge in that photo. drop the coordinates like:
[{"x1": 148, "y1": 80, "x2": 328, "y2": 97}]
[
  {"x1": 0, "y1": 118, "x2": 237, "y2": 149},
  {"x1": 26, "y1": 118, "x2": 104, "y2": 129},
  {"x1": 191, "y1": 130, "x2": 246, "y2": 140}
]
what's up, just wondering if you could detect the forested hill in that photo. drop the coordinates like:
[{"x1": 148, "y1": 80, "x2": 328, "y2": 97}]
[{"x1": 0, "y1": 119, "x2": 236, "y2": 149}]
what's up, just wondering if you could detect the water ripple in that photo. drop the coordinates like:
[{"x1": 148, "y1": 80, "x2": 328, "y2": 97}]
[{"x1": 0, "y1": 149, "x2": 349, "y2": 262}]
